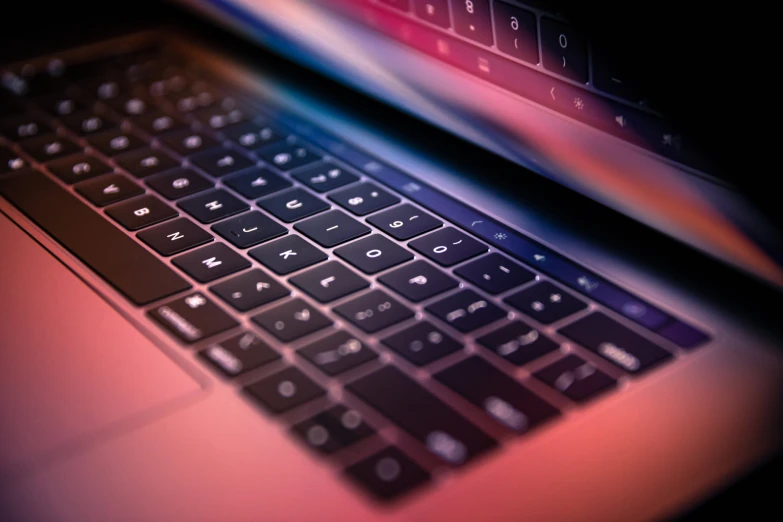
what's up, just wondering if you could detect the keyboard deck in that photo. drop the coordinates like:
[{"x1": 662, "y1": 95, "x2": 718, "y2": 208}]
[{"x1": 0, "y1": 41, "x2": 709, "y2": 503}]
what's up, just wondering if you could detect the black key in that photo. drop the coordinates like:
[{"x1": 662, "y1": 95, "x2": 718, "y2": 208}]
[
  {"x1": 294, "y1": 210, "x2": 370, "y2": 247},
  {"x1": 450, "y1": 0, "x2": 493, "y2": 45},
  {"x1": 60, "y1": 111, "x2": 116, "y2": 136},
  {"x1": 334, "y1": 290, "x2": 413, "y2": 333},
  {"x1": 106, "y1": 194, "x2": 178, "y2": 230},
  {"x1": 328, "y1": 182, "x2": 399, "y2": 216},
  {"x1": 48, "y1": 154, "x2": 112, "y2": 184},
  {"x1": 178, "y1": 189, "x2": 249, "y2": 224},
  {"x1": 540, "y1": 18, "x2": 588, "y2": 83},
  {"x1": 378, "y1": 260, "x2": 457, "y2": 302},
  {"x1": 345, "y1": 446, "x2": 429, "y2": 502},
  {"x1": 115, "y1": 147, "x2": 179, "y2": 178},
  {"x1": 223, "y1": 167, "x2": 291, "y2": 199},
  {"x1": 290, "y1": 261, "x2": 369, "y2": 303},
  {"x1": 89, "y1": 129, "x2": 145, "y2": 156},
  {"x1": 382, "y1": 321, "x2": 461, "y2": 366},
  {"x1": 210, "y1": 268, "x2": 290, "y2": 311},
  {"x1": 212, "y1": 211, "x2": 287, "y2": 248},
  {"x1": 0, "y1": 115, "x2": 51, "y2": 140},
  {"x1": 534, "y1": 354, "x2": 616, "y2": 402},
  {"x1": 504, "y1": 281, "x2": 586, "y2": 324},
  {"x1": 249, "y1": 235, "x2": 327, "y2": 275},
  {"x1": 160, "y1": 130, "x2": 219, "y2": 156},
  {"x1": 0, "y1": 147, "x2": 25, "y2": 173},
  {"x1": 0, "y1": 170, "x2": 190, "y2": 305},
  {"x1": 559, "y1": 312, "x2": 672, "y2": 373},
  {"x1": 348, "y1": 366, "x2": 497, "y2": 465},
  {"x1": 193, "y1": 104, "x2": 246, "y2": 130},
  {"x1": 256, "y1": 139, "x2": 320, "y2": 170},
  {"x1": 149, "y1": 291, "x2": 238, "y2": 343},
  {"x1": 20, "y1": 134, "x2": 80, "y2": 162},
  {"x1": 138, "y1": 217, "x2": 213, "y2": 256},
  {"x1": 245, "y1": 367, "x2": 325, "y2": 414},
  {"x1": 252, "y1": 298, "x2": 332, "y2": 342},
  {"x1": 291, "y1": 161, "x2": 358, "y2": 193},
  {"x1": 172, "y1": 243, "x2": 250, "y2": 283},
  {"x1": 426, "y1": 289, "x2": 507, "y2": 333},
  {"x1": 75, "y1": 173, "x2": 144, "y2": 207},
  {"x1": 225, "y1": 121, "x2": 284, "y2": 149},
  {"x1": 409, "y1": 227, "x2": 487, "y2": 266},
  {"x1": 591, "y1": 48, "x2": 641, "y2": 102},
  {"x1": 190, "y1": 147, "x2": 255, "y2": 178},
  {"x1": 492, "y1": 1, "x2": 538, "y2": 64},
  {"x1": 477, "y1": 321, "x2": 559, "y2": 366},
  {"x1": 33, "y1": 92, "x2": 85, "y2": 117},
  {"x1": 292, "y1": 405, "x2": 375, "y2": 455},
  {"x1": 298, "y1": 331, "x2": 377, "y2": 376},
  {"x1": 200, "y1": 331, "x2": 280, "y2": 377},
  {"x1": 258, "y1": 188, "x2": 330, "y2": 222},
  {"x1": 368, "y1": 204, "x2": 441, "y2": 240},
  {"x1": 147, "y1": 168, "x2": 213, "y2": 200},
  {"x1": 171, "y1": 86, "x2": 217, "y2": 113},
  {"x1": 455, "y1": 253, "x2": 534, "y2": 294},
  {"x1": 413, "y1": 0, "x2": 450, "y2": 28},
  {"x1": 131, "y1": 110, "x2": 187, "y2": 135},
  {"x1": 334, "y1": 234, "x2": 413, "y2": 274},
  {"x1": 435, "y1": 357, "x2": 559, "y2": 432},
  {"x1": 104, "y1": 94, "x2": 151, "y2": 117}
]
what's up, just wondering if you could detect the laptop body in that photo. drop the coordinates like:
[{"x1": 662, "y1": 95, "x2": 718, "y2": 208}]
[{"x1": 1, "y1": 1, "x2": 781, "y2": 520}]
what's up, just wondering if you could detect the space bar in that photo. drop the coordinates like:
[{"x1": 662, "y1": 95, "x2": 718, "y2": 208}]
[{"x1": 0, "y1": 170, "x2": 191, "y2": 305}]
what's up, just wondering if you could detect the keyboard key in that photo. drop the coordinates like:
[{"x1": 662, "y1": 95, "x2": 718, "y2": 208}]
[
  {"x1": 200, "y1": 331, "x2": 280, "y2": 377},
  {"x1": 172, "y1": 243, "x2": 251, "y2": 283},
  {"x1": 211, "y1": 268, "x2": 290, "y2": 311},
  {"x1": 160, "y1": 130, "x2": 219, "y2": 156},
  {"x1": 224, "y1": 121, "x2": 284, "y2": 149},
  {"x1": 33, "y1": 92, "x2": 85, "y2": 117},
  {"x1": 426, "y1": 289, "x2": 507, "y2": 333},
  {"x1": 75, "y1": 173, "x2": 144, "y2": 207},
  {"x1": 190, "y1": 147, "x2": 255, "y2": 178},
  {"x1": 256, "y1": 139, "x2": 320, "y2": 170},
  {"x1": 106, "y1": 195, "x2": 178, "y2": 230},
  {"x1": 131, "y1": 110, "x2": 188, "y2": 135},
  {"x1": 0, "y1": 115, "x2": 52, "y2": 140},
  {"x1": 292, "y1": 405, "x2": 375, "y2": 455},
  {"x1": 409, "y1": 227, "x2": 486, "y2": 266},
  {"x1": 559, "y1": 312, "x2": 672, "y2": 373},
  {"x1": 149, "y1": 292, "x2": 238, "y2": 343},
  {"x1": 534, "y1": 354, "x2": 616, "y2": 402},
  {"x1": 194, "y1": 104, "x2": 246, "y2": 130},
  {"x1": 382, "y1": 321, "x2": 461, "y2": 366},
  {"x1": 347, "y1": 366, "x2": 497, "y2": 465},
  {"x1": 252, "y1": 298, "x2": 333, "y2": 342},
  {"x1": 477, "y1": 321, "x2": 559, "y2": 366},
  {"x1": 223, "y1": 167, "x2": 292, "y2": 199},
  {"x1": 334, "y1": 290, "x2": 413, "y2": 333},
  {"x1": 290, "y1": 261, "x2": 369, "y2": 303},
  {"x1": 245, "y1": 366, "x2": 325, "y2": 413},
  {"x1": 138, "y1": 217, "x2": 213, "y2": 255},
  {"x1": 48, "y1": 154, "x2": 112, "y2": 184},
  {"x1": 334, "y1": 234, "x2": 413, "y2": 274},
  {"x1": 329, "y1": 182, "x2": 400, "y2": 216},
  {"x1": 344, "y1": 446, "x2": 429, "y2": 502},
  {"x1": 298, "y1": 331, "x2": 377, "y2": 376},
  {"x1": 435, "y1": 356, "x2": 559, "y2": 432},
  {"x1": 493, "y1": 1, "x2": 538, "y2": 64},
  {"x1": 591, "y1": 47, "x2": 641, "y2": 101},
  {"x1": 294, "y1": 210, "x2": 370, "y2": 247},
  {"x1": 504, "y1": 281, "x2": 586, "y2": 324},
  {"x1": 103, "y1": 94, "x2": 151, "y2": 117},
  {"x1": 258, "y1": 188, "x2": 330, "y2": 222},
  {"x1": 367, "y1": 203, "x2": 442, "y2": 240},
  {"x1": 146, "y1": 168, "x2": 213, "y2": 200},
  {"x1": 20, "y1": 134, "x2": 80, "y2": 162},
  {"x1": 450, "y1": 0, "x2": 493, "y2": 45},
  {"x1": 291, "y1": 161, "x2": 358, "y2": 193},
  {"x1": 1, "y1": 147, "x2": 25, "y2": 173},
  {"x1": 115, "y1": 147, "x2": 179, "y2": 178},
  {"x1": 455, "y1": 253, "x2": 534, "y2": 294},
  {"x1": 60, "y1": 111, "x2": 116, "y2": 136},
  {"x1": 88, "y1": 129, "x2": 145, "y2": 156},
  {"x1": 178, "y1": 189, "x2": 249, "y2": 223},
  {"x1": 249, "y1": 235, "x2": 327, "y2": 275},
  {"x1": 378, "y1": 260, "x2": 458, "y2": 302},
  {"x1": 413, "y1": 0, "x2": 450, "y2": 28},
  {"x1": 540, "y1": 17, "x2": 588, "y2": 83},
  {"x1": 212, "y1": 211, "x2": 287, "y2": 248}
]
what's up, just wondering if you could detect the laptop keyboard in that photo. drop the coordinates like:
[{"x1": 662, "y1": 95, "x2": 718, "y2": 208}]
[{"x1": 0, "y1": 42, "x2": 710, "y2": 502}]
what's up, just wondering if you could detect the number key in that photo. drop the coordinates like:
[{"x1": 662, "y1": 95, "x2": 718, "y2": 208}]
[
  {"x1": 493, "y1": 1, "x2": 538, "y2": 64},
  {"x1": 368, "y1": 203, "x2": 441, "y2": 240},
  {"x1": 540, "y1": 17, "x2": 588, "y2": 83},
  {"x1": 450, "y1": 0, "x2": 493, "y2": 45},
  {"x1": 329, "y1": 182, "x2": 399, "y2": 216},
  {"x1": 409, "y1": 227, "x2": 487, "y2": 266}
]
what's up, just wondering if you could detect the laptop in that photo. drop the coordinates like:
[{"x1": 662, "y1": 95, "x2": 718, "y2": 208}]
[{"x1": 1, "y1": 0, "x2": 780, "y2": 520}]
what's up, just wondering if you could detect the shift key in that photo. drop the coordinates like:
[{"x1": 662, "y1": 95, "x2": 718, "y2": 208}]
[{"x1": 149, "y1": 292, "x2": 238, "y2": 343}]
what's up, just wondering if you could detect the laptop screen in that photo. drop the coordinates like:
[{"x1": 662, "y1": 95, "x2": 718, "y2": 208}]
[{"x1": 178, "y1": 0, "x2": 783, "y2": 288}]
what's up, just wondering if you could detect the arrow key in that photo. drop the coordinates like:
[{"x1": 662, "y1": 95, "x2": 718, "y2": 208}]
[{"x1": 75, "y1": 173, "x2": 144, "y2": 207}]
